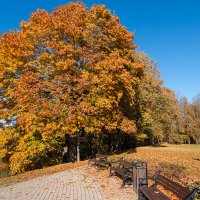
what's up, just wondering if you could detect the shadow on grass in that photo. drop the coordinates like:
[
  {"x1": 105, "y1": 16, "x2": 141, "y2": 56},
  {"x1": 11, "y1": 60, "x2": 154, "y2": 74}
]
[
  {"x1": 151, "y1": 144, "x2": 168, "y2": 148},
  {"x1": 109, "y1": 148, "x2": 137, "y2": 156}
]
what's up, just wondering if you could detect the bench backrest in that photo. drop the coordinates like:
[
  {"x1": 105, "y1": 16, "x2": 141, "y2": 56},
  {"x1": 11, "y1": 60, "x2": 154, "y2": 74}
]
[
  {"x1": 158, "y1": 175, "x2": 191, "y2": 199},
  {"x1": 120, "y1": 160, "x2": 133, "y2": 169},
  {"x1": 96, "y1": 153, "x2": 107, "y2": 158},
  {"x1": 95, "y1": 153, "x2": 108, "y2": 160}
]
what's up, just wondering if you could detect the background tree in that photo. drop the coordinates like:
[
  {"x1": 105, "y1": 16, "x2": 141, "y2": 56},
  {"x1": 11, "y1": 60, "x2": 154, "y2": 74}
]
[
  {"x1": 191, "y1": 94, "x2": 200, "y2": 143},
  {"x1": 135, "y1": 58, "x2": 164, "y2": 144},
  {"x1": 136, "y1": 58, "x2": 179, "y2": 145},
  {"x1": 178, "y1": 95, "x2": 200, "y2": 144},
  {"x1": 160, "y1": 87, "x2": 179, "y2": 143}
]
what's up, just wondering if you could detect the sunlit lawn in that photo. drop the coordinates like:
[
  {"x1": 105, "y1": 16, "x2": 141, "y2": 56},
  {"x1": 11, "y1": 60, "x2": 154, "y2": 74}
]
[{"x1": 173, "y1": 144, "x2": 200, "y2": 149}]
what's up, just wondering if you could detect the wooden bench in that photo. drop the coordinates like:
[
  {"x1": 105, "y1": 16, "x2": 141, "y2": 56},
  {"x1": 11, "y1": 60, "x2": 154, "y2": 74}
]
[
  {"x1": 139, "y1": 172, "x2": 200, "y2": 200},
  {"x1": 88, "y1": 153, "x2": 108, "y2": 171},
  {"x1": 109, "y1": 158, "x2": 134, "y2": 187}
]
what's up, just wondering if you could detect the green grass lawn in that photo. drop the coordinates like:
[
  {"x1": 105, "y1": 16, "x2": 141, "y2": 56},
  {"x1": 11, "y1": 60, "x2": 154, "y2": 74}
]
[{"x1": 173, "y1": 144, "x2": 200, "y2": 149}]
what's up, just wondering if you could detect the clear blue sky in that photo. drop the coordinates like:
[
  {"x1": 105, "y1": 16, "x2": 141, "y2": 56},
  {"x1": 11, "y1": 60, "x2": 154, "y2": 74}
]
[{"x1": 0, "y1": 0, "x2": 200, "y2": 101}]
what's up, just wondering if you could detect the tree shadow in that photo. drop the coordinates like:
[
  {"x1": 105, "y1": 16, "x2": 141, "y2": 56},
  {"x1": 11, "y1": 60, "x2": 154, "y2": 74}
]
[
  {"x1": 109, "y1": 148, "x2": 137, "y2": 156},
  {"x1": 151, "y1": 144, "x2": 168, "y2": 148}
]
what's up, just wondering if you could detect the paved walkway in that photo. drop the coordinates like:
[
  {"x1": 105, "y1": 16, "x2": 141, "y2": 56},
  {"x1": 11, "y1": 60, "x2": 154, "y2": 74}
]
[{"x1": 0, "y1": 165, "x2": 137, "y2": 200}]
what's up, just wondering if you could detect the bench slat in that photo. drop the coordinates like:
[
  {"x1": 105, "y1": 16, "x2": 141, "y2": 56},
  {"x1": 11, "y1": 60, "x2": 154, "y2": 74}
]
[
  {"x1": 158, "y1": 175, "x2": 190, "y2": 199},
  {"x1": 114, "y1": 168, "x2": 124, "y2": 176},
  {"x1": 140, "y1": 186, "x2": 170, "y2": 200}
]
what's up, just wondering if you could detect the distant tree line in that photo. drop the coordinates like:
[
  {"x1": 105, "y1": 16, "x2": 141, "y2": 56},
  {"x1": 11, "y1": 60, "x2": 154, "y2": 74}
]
[
  {"x1": 136, "y1": 62, "x2": 200, "y2": 145},
  {"x1": 0, "y1": 2, "x2": 199, "y2": 174}
]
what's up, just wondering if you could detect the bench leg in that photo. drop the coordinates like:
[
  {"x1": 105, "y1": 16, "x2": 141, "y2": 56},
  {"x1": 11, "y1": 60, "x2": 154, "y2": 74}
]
[
  {"x1": 109, "y1": 168, "x2": 114, "y2": 177},
  {"x1": 138, "y1": 190, "x2": 148, "y2": 200},
  {"x1": 121, "y1": 179, "x2": 126, "y2": 188},
  {"x1": 97, "y1": 164, "x2": 101, "y2": 171}
]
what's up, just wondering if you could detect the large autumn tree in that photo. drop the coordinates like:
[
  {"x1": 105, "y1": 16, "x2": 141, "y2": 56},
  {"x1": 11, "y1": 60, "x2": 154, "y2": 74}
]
[{"x1": 0, "y1": 2, "x2": 146, "y2": 174}]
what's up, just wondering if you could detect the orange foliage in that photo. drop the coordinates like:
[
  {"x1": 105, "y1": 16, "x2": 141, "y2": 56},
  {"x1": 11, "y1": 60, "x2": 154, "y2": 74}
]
[{"x1": 0, "y1": 2, "x2": 146, "y2": 174}]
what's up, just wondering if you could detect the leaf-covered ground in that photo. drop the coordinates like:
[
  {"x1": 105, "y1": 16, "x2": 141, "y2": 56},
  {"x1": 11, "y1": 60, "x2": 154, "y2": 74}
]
[
  {"x1": 109, "y1": 144, "x2": 200, "y2": 200},
  {"x1": 111, "y1": 144, "x2": 200, "y2": 187}
]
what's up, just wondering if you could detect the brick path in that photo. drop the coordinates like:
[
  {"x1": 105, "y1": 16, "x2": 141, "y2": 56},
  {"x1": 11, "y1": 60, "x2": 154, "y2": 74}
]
[{"x1": 0, "y1": 165, "x2": 137, "y2": 200}]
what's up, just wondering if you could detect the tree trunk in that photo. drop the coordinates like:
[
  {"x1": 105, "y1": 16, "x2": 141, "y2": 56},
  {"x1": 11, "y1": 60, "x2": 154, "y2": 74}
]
[{"x1": 77, "y1": 141, "x2": 80, "y2": 162}]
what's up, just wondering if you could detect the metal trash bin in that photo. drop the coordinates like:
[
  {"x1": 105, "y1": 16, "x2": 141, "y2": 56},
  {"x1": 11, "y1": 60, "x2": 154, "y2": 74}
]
[{"x1": 133, "y1": 161, "x2": 147, "y2": 193}]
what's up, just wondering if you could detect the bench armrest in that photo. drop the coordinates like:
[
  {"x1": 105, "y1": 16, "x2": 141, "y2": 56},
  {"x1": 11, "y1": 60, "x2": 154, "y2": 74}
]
[
  {"x1": 183, "y1": 188, "x2": 200, "y2": 200},
  {"x1": 139, "y1": 170, "x2": 161, "y2": 188},
  {"x1": 122, "y1": 165, "x2": 133, "y2": 171}
]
